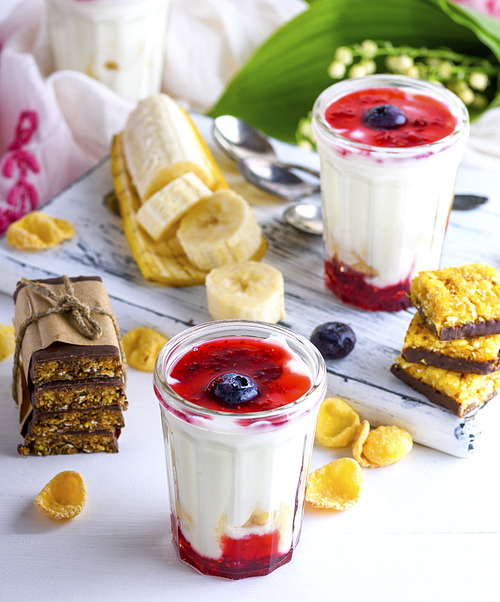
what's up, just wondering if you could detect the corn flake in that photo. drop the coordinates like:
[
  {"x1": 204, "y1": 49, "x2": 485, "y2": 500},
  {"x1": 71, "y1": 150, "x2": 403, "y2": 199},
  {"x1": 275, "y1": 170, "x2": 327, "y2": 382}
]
[
  {"x1": 34, "y1": 471, "x2": 87, "y2": 520},
  {"x1": 315, "y1": 397, "x2": 360, "y2": 448},
  {"x1": 122, "y1": 326, "x2": 168, "y2": 372},
  {"x1": 353, "y1": 420, "x2": 413, "y2": 468},
  {"x1": 0, "y1": 324, "x2": 15, "y2": 361},
  {"x1": 306, "y1": 458, "x2": 364, "y2": 510},
  {"x1": 6, "y1": 212, "x2": 75, "y2": 250}
]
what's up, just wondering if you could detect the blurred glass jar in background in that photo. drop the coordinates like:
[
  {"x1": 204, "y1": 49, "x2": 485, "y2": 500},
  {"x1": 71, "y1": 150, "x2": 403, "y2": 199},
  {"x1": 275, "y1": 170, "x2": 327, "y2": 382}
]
[{"x1": 45, "y1": 0, "x2": 171, "y2": 102}]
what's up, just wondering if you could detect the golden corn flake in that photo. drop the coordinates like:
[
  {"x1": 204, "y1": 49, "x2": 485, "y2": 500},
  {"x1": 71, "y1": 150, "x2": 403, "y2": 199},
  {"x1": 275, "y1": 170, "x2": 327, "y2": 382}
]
[
  {"x1": 306, "y1": 458, "x2": 364, "y2": 510},
  {"x1": 34, "y1": 471, "x2": 87, "y2": 520},
  {"x1": 0, "y1": 324, "x2": 15, "y2": 361},
  {"x1": 315, "y1": 397, "x2": 360, "y2": 448},
  {"x1": 122, "y1": 326, "x2": 168, "y2": 372},
  {"x1": 6, "y1": 212, "x2": 75, "y2": 250},
  {"x1": 353, "y1": 420, "x2": 413, "y2": 468}
]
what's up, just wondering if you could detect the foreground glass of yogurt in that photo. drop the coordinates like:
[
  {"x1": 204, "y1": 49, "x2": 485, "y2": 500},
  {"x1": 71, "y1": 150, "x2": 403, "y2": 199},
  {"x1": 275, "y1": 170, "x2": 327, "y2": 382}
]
[
  {"x1": 154, "y1": 320, "x2": 327, "y2": 579},
  {"x1": 45, "y1": 0, "x2": 171, "y2": 102},
  {"x1": 312, "y1": 75, "x2": 469, "y2": 312}
]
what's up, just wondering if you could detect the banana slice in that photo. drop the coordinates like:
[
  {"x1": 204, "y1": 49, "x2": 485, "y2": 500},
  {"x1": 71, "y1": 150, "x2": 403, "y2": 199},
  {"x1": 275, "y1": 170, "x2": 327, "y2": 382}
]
[
  {"x1": 177, "y1": 190, "x2": 262, "y2": 271},
  {"x1": 136, "y1": 172, "x2": 211, "y2": 241},
  {"x1": 123, "y1": 94, "x2": 215, "y2": 201},
  {"x1": 206, "y1": 261, "x2": 285, "y2": 323}
]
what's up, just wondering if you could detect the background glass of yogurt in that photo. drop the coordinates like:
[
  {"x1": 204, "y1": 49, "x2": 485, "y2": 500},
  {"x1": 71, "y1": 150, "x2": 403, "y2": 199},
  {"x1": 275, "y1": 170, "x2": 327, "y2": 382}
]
[
  {"x1": 312, "y1": 75, "x2": 469, "y2": 312},
  {"x1": 153, "y1": 320, "x2": 327, "y2": 580},
  {"x1": 45, "y1": 0, "x2": 171, "y2": 102}
]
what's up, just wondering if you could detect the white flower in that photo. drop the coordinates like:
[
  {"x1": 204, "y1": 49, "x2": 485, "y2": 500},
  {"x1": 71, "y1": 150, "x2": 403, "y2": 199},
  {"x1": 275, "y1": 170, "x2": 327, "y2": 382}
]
[
  {"x1": 386, "y1": 54, "x2": 414, "y2": 74},
  {"x1": 328, "y1": 60, "x2": 346, "y2": 79},
  {"x1": 298, "y1": 140, "x2": 313, "y2": 151},
  {"x1": 469, "y1": 71, "x2": 489, "y2": 91},
  {"x1": 359, "y1": 59, "x2": 377, "y2": 75},
  {"x1": 348, "y1": 63, "x2": 368, "y2": 78},
  {"x1": 360, "y1": 39, "x2": 378, "y2": 58},
  {"x1": 334, "y1": 46, "x2": 353, "y2": 65},
  {"x1": 437, "y1": 60, "x2": 454, "y2": 78},
  {"x1": 298, "y1": 118, "x2": 314, "y2": 140}
]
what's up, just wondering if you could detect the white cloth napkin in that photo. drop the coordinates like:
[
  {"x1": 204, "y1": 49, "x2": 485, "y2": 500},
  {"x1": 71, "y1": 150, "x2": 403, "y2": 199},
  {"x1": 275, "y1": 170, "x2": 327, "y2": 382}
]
[{"x1": 0, "y1": 0, "x2": 499, "y2": 235}]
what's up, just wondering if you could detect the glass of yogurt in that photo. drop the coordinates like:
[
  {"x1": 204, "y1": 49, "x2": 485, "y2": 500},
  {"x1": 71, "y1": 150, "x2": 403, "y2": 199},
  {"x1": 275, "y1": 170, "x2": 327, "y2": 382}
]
[
  {"x1": 153, "y1": 320, "x2": 327, "y2": 580},
  {"x1": 312, "y1": 75, "x2": 469, "y2": 312},
  {"x1": 45, "y1": 0, "x2": 171, "y2": 102}
]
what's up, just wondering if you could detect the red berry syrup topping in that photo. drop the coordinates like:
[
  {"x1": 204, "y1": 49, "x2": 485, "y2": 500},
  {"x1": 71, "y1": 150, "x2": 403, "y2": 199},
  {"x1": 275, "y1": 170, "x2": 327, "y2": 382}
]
[
  {"x1": 168, "y1": 337, "x2": 311, "y2": 413},
  {"x1": 324, "y1": 87, "x2": 456, "y2": 148}
]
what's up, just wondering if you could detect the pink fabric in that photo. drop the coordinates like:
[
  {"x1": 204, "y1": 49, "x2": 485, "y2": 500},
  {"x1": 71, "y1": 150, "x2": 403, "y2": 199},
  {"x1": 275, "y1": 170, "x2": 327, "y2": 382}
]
[
  {"x1": 452, "y1": 0, "x2": 500, "y2": 17},
  {"x1": 0, "y1": 0, "x2": 134, "y2": 235}
]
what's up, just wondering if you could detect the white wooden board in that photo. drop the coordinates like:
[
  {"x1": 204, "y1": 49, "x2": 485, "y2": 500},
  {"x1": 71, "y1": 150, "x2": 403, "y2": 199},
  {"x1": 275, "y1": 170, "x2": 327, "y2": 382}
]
[{"x1": 0, "y1": 113, "x2": 499, "y2": 458}]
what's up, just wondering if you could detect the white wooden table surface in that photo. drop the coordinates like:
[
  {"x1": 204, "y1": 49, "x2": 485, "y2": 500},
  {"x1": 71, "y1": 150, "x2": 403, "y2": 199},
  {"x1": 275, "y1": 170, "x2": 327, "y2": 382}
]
[{"x1": 1, "y1": 115, "x2": 499, "y2": 601}]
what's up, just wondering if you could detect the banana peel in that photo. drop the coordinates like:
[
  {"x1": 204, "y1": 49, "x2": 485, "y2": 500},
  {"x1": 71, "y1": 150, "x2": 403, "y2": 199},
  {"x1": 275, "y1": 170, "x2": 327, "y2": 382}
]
[{"x1": 110, "y1": 108, "x2": 267, "y2": 287}]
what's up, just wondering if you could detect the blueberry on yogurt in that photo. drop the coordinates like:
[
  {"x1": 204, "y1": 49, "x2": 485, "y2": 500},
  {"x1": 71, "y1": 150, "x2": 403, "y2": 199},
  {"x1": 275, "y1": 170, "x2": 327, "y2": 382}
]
[
  {"x1": 208, "y1": 372, "x2": 259, "y2": 406},
  {"x1": 363, "y1": 104, "x2": 407, "y2": 130},
  {"x1": 310, "y1": 322, "x2": 356, "y2": 360}
]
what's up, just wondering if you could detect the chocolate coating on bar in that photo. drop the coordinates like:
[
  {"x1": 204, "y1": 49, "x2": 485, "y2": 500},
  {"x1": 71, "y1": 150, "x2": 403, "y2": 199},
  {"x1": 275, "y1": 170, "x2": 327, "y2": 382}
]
[
  {"x1": 390, "y1": 364, "x2": 495, "y2": 417},
  {"x1": 418, "y1": 307, "x2": 500, "y2": 341},
  {"x1": 402, "y1": 347, "x2": 499, "y2": 375},
  {"x1": 30, "y1": 341, "x2": 122, "y2": 384}
]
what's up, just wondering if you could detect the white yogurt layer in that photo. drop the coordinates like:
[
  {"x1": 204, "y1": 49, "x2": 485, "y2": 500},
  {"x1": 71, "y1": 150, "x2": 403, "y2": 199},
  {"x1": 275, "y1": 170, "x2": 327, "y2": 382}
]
[
  {"x1": 161, "y1": 408, "x2": 317, "y2": 559},
  {"x1": 312, "y1": 77, "x2": 469, "y2": 290},
  {"x1": 46, "y1": 0, "x2": 171, "y2": 102}
]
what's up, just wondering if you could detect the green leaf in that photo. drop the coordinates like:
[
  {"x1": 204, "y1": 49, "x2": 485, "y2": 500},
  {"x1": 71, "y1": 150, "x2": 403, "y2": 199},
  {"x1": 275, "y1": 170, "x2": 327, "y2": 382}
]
[{"x1": 207, "y1": 0, "x2": 499, "y2": 144}]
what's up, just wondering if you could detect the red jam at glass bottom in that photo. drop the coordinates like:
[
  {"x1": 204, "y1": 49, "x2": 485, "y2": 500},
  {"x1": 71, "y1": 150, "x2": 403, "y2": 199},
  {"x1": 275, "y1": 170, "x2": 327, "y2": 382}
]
[
  {"x1": 172, "y1": 515, "x2": 293, "y2": 580},
  {"x1": 325, "y1": 257, "x2": 412, "y2": 312},
  {"x1": 168, "y1": 336, "x2": 311, "y2": 413}
]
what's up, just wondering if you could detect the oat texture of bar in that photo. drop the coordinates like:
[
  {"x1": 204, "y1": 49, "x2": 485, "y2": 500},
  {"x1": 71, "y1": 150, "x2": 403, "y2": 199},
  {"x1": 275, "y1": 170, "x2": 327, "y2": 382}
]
[
  {"x1": 32, "y1": 378, "x2": 127, "y2": 412},
  {"x1": 17, "y1": 429, "x2": 120, "y2": 457},
  {"x1": 22, "y1": 406, "x2": 125, "y2": 437},
  {"x1": 13, "y1": 276, "x2": 127, "y2": 456},
  {"x1": 402, "y1": 313, "x2": 500, "y2": 374},
  {"x1": 391, "y1": 355, "x2": 500, "y2": 417},
  {"x1": 409, "y1": 264, "x2": 500, "y2": 340}
]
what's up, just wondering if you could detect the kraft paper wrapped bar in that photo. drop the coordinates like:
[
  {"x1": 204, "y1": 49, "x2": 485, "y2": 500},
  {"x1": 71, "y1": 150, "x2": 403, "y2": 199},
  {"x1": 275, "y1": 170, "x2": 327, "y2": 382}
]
[{"x1": 13, "y1": 276, "x2": 127, "y2": 456}]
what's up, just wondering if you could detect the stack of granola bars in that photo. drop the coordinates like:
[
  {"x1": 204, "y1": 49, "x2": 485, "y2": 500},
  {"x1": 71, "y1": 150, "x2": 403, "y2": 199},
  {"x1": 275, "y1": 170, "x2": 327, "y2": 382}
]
[
  {"x1": 391, "y1": 264, "x2": 500, "y2": 418},
  {"x1": 14, "y1": 276, "x2": 128, "y2": 456}
]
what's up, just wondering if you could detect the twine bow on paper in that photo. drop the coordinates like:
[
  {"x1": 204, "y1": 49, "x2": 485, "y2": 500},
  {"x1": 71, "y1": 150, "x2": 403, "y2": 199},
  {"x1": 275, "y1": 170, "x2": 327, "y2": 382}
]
[{"x1": 12, "y1": 275, "x2": 126, "y2": 405}]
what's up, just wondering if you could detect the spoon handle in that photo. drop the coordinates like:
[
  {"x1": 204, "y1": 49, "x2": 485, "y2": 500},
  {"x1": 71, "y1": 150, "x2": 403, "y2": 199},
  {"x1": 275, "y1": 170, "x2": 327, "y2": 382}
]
[{"x1": 281, "y1": 163, "x2": 320, "y2": 179}]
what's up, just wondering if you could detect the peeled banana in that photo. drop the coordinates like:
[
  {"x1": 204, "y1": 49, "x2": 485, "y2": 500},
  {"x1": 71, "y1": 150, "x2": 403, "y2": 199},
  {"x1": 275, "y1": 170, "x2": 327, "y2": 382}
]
[
  {"x1": 136, "y1": 172, "x2": 211, "y2": 241},
  {"x1": 177, "y1": 190, "x2": 263, "y2": 271},
  {"x1": 123, "y1": 94, "x2": 216, "y2": 201},
  {"x1": 206, "y1": 261, "x2": 285, "y2": 323}
]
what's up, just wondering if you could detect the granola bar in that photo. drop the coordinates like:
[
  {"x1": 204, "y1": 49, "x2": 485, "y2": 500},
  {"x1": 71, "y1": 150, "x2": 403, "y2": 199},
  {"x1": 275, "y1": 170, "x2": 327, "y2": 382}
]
[
  {"x1": 391, "y1": 355, "x2": 500, "y2": 417},
  {"x1": 409, "y1": 264, "x2": 500, "y2": 340},
  {"x1": 402, "y1": 312, "x2": 500, "y2": 374},
  {"x1": 22, "y1": 405, "x2": 125, "y2": 437},
  {"x1": 17, "y1": 429, "x2": 120, "y2": 456}
]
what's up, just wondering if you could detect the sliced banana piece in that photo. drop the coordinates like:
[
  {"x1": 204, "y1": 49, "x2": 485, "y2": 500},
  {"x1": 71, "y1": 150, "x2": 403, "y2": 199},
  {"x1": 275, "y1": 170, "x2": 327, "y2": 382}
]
[
  {"x1": 206, "y1": 261, "x2": 285, "y2": 323},
  {"x1": 136, "y1": 172, "x2": 212, "y2": 241},
  {"x1": 177, "y1": 190, "x2": 262, "y2": 271},
  {"x1": 123, "y1": 93, "x2": 215, "y2": 201}
]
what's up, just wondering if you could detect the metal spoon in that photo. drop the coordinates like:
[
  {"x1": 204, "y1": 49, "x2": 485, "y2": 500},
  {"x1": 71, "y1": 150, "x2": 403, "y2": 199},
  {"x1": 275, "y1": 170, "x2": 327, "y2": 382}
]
[
  {"x1": 212, "y1": 115, "x2": 320, "y2": 177},
  {"x1": 237, "y1": 157, "x2": 320, "y2": 201},
  {"x1": 283, "y1": 202, "x2": 323, "y2": 236}
]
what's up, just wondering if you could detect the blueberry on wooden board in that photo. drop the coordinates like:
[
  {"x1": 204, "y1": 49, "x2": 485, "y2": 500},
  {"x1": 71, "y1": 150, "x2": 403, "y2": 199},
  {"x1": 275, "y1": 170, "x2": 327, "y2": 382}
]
[
  {"x1": 208, "y1": 372, "x2": 259, "y2": 406},
  {"x1": 310, "y1": 322, "x2": 356, "y2": 360},
  {"x1": 363, "y1": 105, "x2": 407, "y2": 129}
]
